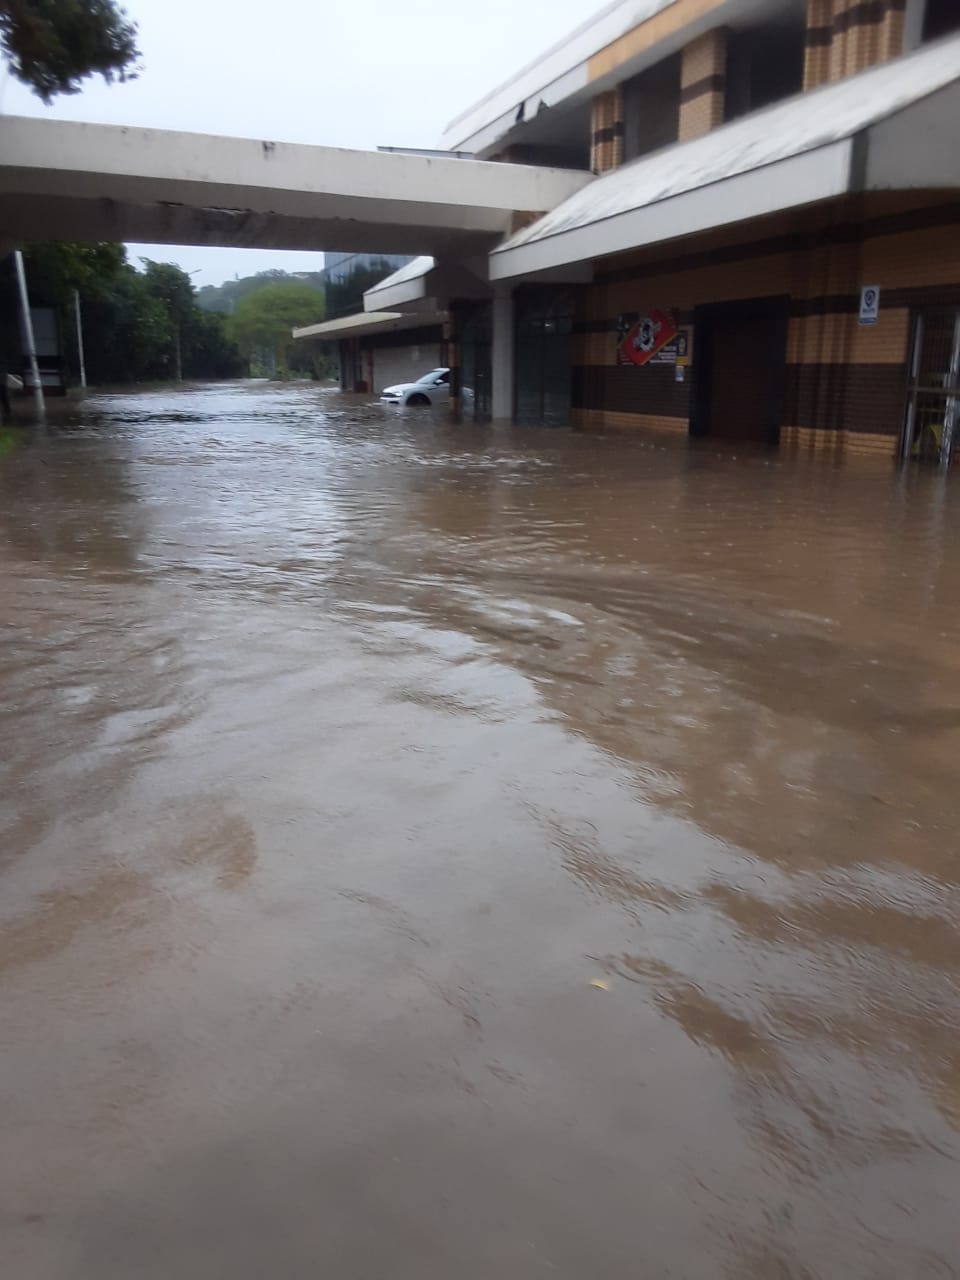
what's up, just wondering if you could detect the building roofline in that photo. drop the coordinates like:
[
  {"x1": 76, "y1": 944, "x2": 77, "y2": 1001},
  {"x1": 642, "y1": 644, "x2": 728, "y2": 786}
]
[
  {"x1": 292, "y1": 310, "x2": 446, "y2": 341},
  {"x1": 490, "y1": 36, "x2": 960, "y2": 278},
  {"x1": 440, "y1": 0, "x2": 676, "y2": 153}
]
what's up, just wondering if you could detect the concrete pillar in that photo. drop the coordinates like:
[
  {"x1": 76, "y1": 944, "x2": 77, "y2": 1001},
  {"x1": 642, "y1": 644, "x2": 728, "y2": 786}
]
[
  {"x1": 590, "y1": 88, "x2": 624, "y2": 173},
  {"x1": 679, "y1": 29, "x2": 727, "y2": 142},
  {"x1": 491, "y1": 288, "x2": 514, "y2": 424},
  {"x1": 444, "y1": 313, "x2": 459, "y2": 420},
  {"x1": 903, "y1": 0, "x2": 925, "y2": 51}
]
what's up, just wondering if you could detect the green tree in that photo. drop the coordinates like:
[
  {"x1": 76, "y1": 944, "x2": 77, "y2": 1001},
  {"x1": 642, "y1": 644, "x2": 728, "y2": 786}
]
[
  {"x1": 141, "y1": 260, "x2": 195, "y2": 329},
  {"x1": 11, "y1": 241, "x2": 168, "y2": 383},
  {"x1": 187, "y1": 308, "x2": 246, "y2": 380},
  {"x1": 227, "y1": 282, "x2": 325, "y2": 377},
  {"x1": 0, "y1": 0, "x2": 140, "y2": 102},
  {"x1": 137, "y1": 259, "x2": 244, "y2": 379},
  {"x1": 25, "y1": 241, "x2": 127, "y2": 294},
  {"x1": 141, "y1": 259, "x2": 196, "y2": 375},
  {"x1": 197, "y1": 268, "x2": 325, "y2": 316},
  {"x1": 7, "y1": 244, "x2": 244, "y2": 386}
]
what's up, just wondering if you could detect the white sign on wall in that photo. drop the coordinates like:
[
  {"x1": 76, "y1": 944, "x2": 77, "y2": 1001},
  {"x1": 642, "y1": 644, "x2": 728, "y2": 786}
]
[{"x1": 859, "y1": 285, "x2": 880, "y2": 326}]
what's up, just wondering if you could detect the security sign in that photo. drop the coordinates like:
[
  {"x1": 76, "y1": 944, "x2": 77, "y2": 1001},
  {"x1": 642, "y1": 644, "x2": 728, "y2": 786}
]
[
  {"x1": 859, "y1": 285, "x2": 880, "y2": 326},
  {"x1": 619, "y1": 309, "x2": 679, "y2": 366}
]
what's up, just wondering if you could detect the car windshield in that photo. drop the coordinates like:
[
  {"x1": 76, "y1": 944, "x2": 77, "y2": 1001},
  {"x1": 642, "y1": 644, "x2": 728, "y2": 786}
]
[{"x1": 416, "y1": 370, "x2": 446, "y2": 384}]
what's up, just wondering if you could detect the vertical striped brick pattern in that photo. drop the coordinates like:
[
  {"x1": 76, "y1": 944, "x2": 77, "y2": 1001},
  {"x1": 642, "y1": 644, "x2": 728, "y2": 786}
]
[
  {"x1": 804, "y1": 0, "x2": 905, "y2": 89},
  {"x1": 570, "y1": 201, "x2": 960, "y2": 460},
  {"x1": 678, "y1": 29, "x2": 726, "y2": 141},
  {"x1": 590, "y1": 88, "x2": 624, "y2": 173},
  {"x1": 804, "y1": 0, "x2": 834, "y2": 88}
]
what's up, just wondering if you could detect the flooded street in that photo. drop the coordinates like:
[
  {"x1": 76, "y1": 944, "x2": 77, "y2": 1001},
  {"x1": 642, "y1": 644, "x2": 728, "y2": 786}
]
[{"x1": 2, "y1": 380, "x2": 959, "y2": 1278}]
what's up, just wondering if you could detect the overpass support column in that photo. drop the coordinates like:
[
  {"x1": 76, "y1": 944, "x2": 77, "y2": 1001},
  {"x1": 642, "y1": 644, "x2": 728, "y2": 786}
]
[{"x1": 492, "y1": 286, "x2": 514, "y2": 423}]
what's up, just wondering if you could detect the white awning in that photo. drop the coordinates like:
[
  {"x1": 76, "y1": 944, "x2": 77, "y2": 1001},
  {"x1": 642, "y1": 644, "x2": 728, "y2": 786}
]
[
  {"x1": 491, "y1": 35, "x2": 960, "y2": 281},
  {"x1": 362, "y1": 255, "x2": 493, "y2": 311},
  {"x1": 292, "y1": 309, "x2": 446, "y2": 341},
  {"x1": 363, "y1": 256, "x2": 436, "y2": 310}
]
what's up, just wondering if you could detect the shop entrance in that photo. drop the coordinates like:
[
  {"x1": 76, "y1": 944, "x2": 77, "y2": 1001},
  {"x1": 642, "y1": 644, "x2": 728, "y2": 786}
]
[
  {"x1": 515, "y1": 288, "x2": 574, "y2": 427},
  {"x1": 690, "y1": 298, "x2": 787, "y2": 445},
  {"x1": 901, "y1": 309, "x2": 960, "y2": 470},
  {"x1": 457, "y1": 302, "x2": 492, "y2": 424}
]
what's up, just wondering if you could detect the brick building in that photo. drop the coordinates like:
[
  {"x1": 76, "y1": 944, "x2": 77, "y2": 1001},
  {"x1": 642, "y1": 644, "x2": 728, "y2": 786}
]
[{"x1": 310, "y1": 0, "x2": 960, "y2": 462}]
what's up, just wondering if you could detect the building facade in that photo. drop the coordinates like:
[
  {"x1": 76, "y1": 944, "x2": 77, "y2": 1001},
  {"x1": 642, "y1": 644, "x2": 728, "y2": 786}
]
[
  {"x1": 323, "y1": 252, "x2": 414, "y2": 286},
  {"x1": 303, "y1": 0, "x2": 960, "y2": 463}
]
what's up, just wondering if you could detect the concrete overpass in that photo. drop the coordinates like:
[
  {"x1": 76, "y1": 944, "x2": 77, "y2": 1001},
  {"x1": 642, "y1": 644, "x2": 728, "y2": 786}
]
[{"x1": 0, "y1": 116, "x2": 591, "y2": 257}]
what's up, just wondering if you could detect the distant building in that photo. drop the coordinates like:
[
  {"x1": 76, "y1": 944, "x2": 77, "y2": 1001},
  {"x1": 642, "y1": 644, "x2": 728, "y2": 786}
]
[{"x1": 323, "y1": 253, "x2": 413, "y2": 285}]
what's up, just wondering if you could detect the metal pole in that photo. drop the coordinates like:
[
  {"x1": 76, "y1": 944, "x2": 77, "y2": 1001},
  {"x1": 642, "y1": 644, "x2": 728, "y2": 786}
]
[
  {"x1": 901, "y1": 312, "x2": 924, "y2": 463},
  {"x1": 13, "y1": 250, "x2": 45, "y2": 424},
  {"x1": 174, "y1": 326, "x2": 182, "y2": 381},
  {"x1": 74, "y1": 288, "x2": 87, "y2": 389},
  {"x1": 940, "y1": 311, "x2": 960, "y2": 474}
]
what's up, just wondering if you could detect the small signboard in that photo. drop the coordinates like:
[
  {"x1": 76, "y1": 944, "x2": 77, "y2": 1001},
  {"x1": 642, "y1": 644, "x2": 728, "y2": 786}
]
[
  {"x1": 650, "y1": 342, "x2": 677, "y2": 366},
  {"x1": 618, "y1": 310, "x2": 679, "y2": 366},
  {"x1": 859, "y1": 285, "x2": 880, "y2": 326}
]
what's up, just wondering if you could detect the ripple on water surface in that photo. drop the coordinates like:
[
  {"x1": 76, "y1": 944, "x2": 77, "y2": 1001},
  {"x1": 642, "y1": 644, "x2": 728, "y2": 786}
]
[{"x1": 0, "y1": 381, "x2": 958, "y2": 1280}]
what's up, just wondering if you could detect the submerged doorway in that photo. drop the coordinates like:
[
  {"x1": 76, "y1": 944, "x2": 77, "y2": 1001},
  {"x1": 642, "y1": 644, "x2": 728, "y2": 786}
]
[
  {"x1": 901, "y1": 308, "x2": 960, "y2": 469},
  {"x1": 458, "y1": 302, "x2": 492, "y2": 424},
  {"x1": 691, "y1": 297, "x2": 788, "y2": 445},
  {"x1": 514, "y1": 288, "x2": 574, "y2": 427}
]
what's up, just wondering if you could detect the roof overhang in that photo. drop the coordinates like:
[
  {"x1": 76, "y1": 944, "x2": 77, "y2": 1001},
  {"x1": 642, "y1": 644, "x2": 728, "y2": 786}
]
[
  {"x1": 490, "y1": 37, "x2": 960, "y2": 281},
  {"x1": 492, "y1": 141, "x2": 852, "y2": 279},
  {"x1": 363, "y1": 257, "x2": 435, "y2": 310},
  {"x1": 441, "y1": 0, "x2": 676, "y2": 154},
  {"x1": 363, "y1": 256, "x2": 492, "y2": 312},
  {"x1": 441, "y1": 0, "x2": 806, "y2": 158},
  {"x1": 292, "y1": 310, "x2": 447, "y2": 341}
]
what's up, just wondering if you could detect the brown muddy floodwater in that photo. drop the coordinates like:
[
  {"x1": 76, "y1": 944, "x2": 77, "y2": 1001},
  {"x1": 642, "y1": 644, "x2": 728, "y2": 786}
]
[{"x1": 1, "y1": 381, "x2": 959, "y2": 1279}]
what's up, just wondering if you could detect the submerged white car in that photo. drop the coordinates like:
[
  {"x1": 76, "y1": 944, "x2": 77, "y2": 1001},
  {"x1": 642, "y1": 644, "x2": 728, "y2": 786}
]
[{"x1": 380, "y1": 368, "x2": 451, "y2": 407}]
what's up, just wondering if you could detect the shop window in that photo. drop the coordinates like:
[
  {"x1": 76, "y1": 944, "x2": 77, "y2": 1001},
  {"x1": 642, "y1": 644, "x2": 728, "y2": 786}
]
[
  {"x1": 457, "y1": 302, "x2": 492, "y2": 425},
  {"x1": 514, "y1": 289, "x2": 575, "y2": 427},
  {"x1": 902, "y1": 309, "x2": 960, "y2": 467},
  {"x1": 923, "y1": 0, "x2": 960, "y2": 41},
  {"x1": 725, "y1": 20, "x2": 805, "y2": 121},
  {"x1": 622, "y1": 54, "x2": 681, "y2": 162}
]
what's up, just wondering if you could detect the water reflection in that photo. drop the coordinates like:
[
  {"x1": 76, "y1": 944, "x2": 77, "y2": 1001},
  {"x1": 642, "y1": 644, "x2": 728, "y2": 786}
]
[{"x1": 0, "y1": 382, "x2": 957, "y2": 1279}]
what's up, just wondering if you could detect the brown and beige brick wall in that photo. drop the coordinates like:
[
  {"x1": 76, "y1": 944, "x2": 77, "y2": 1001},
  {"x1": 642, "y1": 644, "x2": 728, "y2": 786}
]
[
  {"x1": 678, "y1": 28, "x2": 727, "y2": 141},
  {"x1": 590, "y1": 87, "x2": 624, "y2": 173},
  {"x1": 804, "y1": 0, "x2": 906, "y2": 90},
  {"x1": 588, "y1": 0, "x2": 728, "y2": 82},
  {"x1": 570, "y1": 196, "x2": 960, "y2": 459}
]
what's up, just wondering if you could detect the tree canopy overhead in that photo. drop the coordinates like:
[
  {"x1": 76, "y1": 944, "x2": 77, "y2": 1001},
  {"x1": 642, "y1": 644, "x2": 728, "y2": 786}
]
[{"x1": 0, "y1": 0, "x2": 140, "y2": 102}]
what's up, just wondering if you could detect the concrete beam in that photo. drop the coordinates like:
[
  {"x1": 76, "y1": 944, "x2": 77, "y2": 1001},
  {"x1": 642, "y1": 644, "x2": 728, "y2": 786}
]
[{"x1": 0, "y1": 117, "x2": 591, "y2": 255}]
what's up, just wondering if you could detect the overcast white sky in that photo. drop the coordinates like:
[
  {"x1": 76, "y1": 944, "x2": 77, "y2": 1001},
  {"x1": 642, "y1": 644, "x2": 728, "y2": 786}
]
[{"x1": 0, "y1": 0, "x2": 601, "y2": 285}]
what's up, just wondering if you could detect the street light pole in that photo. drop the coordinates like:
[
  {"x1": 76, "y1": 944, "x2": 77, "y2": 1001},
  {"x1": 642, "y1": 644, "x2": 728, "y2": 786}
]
[{"x1": 13, "y1": 249, "x2": 45, "y2": 424}]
